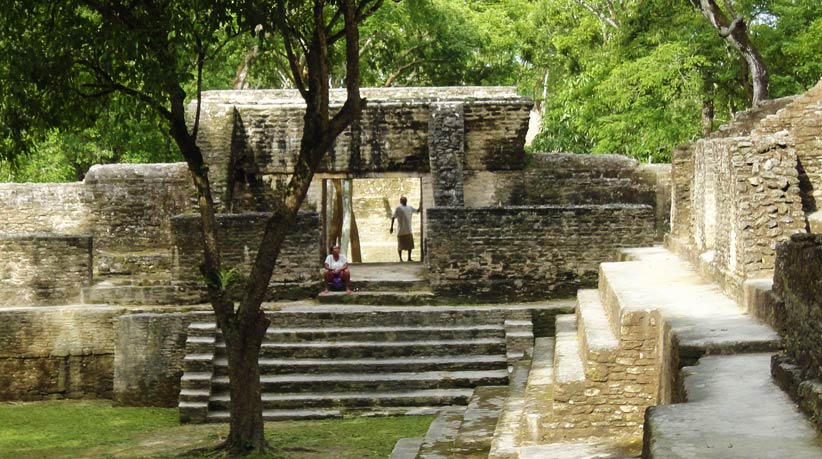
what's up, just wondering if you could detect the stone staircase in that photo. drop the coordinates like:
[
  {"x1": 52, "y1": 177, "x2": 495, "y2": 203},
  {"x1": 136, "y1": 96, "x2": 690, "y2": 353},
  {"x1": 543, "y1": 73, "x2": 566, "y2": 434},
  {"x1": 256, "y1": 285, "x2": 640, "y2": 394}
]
[
  {"x1": 393, "y1": 245, "x2": 821, "y2": 458},
  {"x1": 471, "y1": 246, "x2": 820, "y2": 459},
  {"x1": 178, "y1": 304, "x2": 550, "y2": 423}
]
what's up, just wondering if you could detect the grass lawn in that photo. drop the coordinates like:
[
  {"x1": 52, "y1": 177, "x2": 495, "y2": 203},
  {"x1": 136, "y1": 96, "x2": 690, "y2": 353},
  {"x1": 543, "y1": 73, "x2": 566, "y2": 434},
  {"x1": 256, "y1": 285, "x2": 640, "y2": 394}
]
[{"x1": 0, "y1": 400, "x2": 433, "y2": 458}]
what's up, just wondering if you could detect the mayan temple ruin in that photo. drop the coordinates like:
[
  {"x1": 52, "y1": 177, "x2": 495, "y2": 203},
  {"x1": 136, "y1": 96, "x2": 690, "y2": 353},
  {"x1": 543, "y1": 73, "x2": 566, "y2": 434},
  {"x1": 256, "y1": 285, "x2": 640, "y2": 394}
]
[{"x1": 1, "y1": 82, "x2": 822, "y2": 458}]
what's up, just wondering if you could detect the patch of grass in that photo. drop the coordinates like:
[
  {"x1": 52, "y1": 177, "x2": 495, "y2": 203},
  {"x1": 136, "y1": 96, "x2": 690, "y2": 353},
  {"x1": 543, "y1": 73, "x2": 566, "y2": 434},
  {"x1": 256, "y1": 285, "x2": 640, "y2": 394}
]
[{"x1": 0, "y1": 400, "x2": 433, "y2": 458}]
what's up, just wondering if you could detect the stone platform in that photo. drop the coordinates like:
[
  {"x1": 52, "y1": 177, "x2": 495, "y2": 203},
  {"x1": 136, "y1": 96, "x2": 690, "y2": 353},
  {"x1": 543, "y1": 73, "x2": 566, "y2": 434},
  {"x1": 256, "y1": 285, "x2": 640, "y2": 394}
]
[
  {"x1": 471, "y1": 246, "x2": 816, "y2": 459},
  {"x1": 644, "y1": 353, "x2": 822, "y2": 458}
]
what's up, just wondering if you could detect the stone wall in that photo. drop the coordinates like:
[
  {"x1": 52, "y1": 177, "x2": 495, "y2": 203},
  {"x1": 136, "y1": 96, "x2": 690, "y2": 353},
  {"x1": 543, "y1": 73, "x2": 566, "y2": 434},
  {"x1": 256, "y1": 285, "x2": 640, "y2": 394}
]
[
  {"x1": 192, "y1": 87, "x2": 531, "y2": 203},
  {"x1": 84, "y1": 164, "x2": 195, "y2": 252},
  {"x1": 668, "y1": 132, "x2": 807, "y2": 296},
  {"x1": 462, "y1": 153, "x2": 671, "y2": 238},
  {"x1": 171, "y1": 212, "x2": 320, "y2": 297},
  {"x1": 0, "y1": 183, "x2": 90, "y2": 234},
  {"x1": 0, "y1": 234, "x2": 92, "y2": 305},
  {"x1": 773, "y1": 234, "x2": 822, "y2": 381},
  {"x1": 755, "y1": 82, "x2": 822, "y2": 214},
  {"x1": 548, "y1": 309, "x2": 664, "y2": 441},
  {"x1": 668, "y1": 81, "x2": 822, "y2": 296},
  {"x1": 113, "y1": 313, "x2": 194, "y2": 407},
  {"x1": 425, "y1": 205, "x2": 655, "y2": 301},
  {"x1": 428, "y1": 103, "x2": 466, "y2": 207},
  {"x1": 0, "y1": 306, "x2": 122, "y2": 400},
  {"x1": 771, "y1": 233, "x2": 822, "y2": 430}
]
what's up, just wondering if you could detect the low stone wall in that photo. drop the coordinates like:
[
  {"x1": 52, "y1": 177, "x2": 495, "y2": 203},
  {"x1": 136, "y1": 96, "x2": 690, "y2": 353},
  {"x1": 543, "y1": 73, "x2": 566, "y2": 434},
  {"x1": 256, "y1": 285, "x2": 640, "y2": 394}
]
[
  {"x1": 113, "y1": 313, "x2": 194, "y2": 407},
  {"x1": 771, "y1": 233, "x2": 822, "y2": 430},
  {"x1": 0, "y1": 306, "x2": 122, "y2": 400},
  {"x1": 462, "y1": 153, "x2": 671, "y2": 238},
  {"x1": 773, "y1": 234, "x2": 822, "y2": 381},
  {"x1": 0, "y1": 234, "x2": 92, "y2": 306},
  {"x1": 171, "y1": 212, "x2": 320, "y2": 297},
  {"x1": 425, "y1": 205, "x2": 655, "y2": 301}
]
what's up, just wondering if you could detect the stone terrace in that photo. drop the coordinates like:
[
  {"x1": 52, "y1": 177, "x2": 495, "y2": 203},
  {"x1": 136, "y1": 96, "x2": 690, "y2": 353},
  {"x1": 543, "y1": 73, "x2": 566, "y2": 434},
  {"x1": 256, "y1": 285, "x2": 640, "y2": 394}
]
[{"x1": 392, "y1": 245, "x2": 821, "y2": 459}]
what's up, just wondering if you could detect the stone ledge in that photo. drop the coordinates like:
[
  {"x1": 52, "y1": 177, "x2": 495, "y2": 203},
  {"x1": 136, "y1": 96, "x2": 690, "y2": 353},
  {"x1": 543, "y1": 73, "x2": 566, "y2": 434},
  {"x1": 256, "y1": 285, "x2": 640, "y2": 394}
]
[{"x1": 771, "y1": 353, "x2": 822, "y2": 432}]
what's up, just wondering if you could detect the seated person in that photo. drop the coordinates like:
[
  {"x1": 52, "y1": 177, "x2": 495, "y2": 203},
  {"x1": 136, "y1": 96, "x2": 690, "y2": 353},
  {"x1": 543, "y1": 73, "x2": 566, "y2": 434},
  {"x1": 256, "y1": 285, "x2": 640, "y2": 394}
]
[{"x1": 322, "y1": 245, "x2": 352, "y2": 293}]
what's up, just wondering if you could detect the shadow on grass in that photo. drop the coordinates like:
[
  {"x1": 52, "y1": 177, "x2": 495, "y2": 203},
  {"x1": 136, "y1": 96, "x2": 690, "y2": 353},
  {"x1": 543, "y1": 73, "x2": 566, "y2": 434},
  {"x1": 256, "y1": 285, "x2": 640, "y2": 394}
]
[{"x1": 0, "y1": 401, "x2": 433, "y2": 459}]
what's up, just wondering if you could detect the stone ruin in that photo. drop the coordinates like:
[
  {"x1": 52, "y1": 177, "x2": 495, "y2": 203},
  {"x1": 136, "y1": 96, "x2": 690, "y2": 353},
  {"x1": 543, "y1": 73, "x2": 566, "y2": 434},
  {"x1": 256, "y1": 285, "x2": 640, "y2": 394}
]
[{"x1": 1, "y1": 82, "x2": 821, "y2": 458}]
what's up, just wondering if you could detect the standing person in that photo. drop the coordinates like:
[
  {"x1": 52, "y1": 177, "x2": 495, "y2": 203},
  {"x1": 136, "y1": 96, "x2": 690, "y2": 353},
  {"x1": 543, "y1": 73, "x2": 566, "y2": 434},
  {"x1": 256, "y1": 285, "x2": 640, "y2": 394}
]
[
  {"x1": 322, "y1": 245, "x2": 352, "y2": 293},
  {"x1": 390, "y1": 196, "x2": 420, "y2": 262}
]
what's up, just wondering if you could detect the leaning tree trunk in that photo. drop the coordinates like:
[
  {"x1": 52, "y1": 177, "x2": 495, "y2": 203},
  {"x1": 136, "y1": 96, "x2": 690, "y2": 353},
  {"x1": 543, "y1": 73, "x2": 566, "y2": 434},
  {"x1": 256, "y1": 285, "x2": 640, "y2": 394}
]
[{"x1": 692, "y1": 0, "x2": 769, "y2": 106}]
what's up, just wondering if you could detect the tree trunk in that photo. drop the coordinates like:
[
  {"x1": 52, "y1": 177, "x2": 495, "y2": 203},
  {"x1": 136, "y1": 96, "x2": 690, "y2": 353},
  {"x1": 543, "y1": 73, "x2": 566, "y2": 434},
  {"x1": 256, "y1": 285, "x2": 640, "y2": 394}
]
[
  {"x1": 692, "y1": 0, "x2": 769, "y2": 106},
  {"x1": 221, "y1": 315, "x2": 269, "y2": 454},
  {"x1": 701, "y1": 99, "x2": 714, "y2": 135}
]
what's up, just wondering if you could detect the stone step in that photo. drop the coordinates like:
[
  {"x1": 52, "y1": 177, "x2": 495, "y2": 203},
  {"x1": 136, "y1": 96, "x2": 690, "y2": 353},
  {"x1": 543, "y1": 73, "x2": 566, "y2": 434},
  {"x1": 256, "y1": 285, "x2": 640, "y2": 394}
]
[
  {"x1": 89, "y1": 273, "x2": 173, "y2": 287},
  {"x1": 268, "y1": 304, "x2": 524, "y2": 327},
  {"x1": 184, "y1": 335, "x2": 216, "y2": 355},
  {"x1": 210, "y1": 370, "x2": 509, "y2": 393},
  {"x1": 505, "y1": 319, "x2": 535, "y2": 364},
  {"x1": 349, "y1": 279, "x2": 430, "y2": 292},
  {"x1": 316, "y1": 290, "x2": 437, "y2": 305},
  {"x1": 180, "y1": 372, "x2": 212, "y2": 391},
  {"x1": 178, "y1": 389, "x2": 211, "y2": 403},
  {"x1": 598, "y1": 250, "x2": 781, "y2": 361},
  {"x1": 644, "y1": 353, "x2": 822, "y2": 459},
  {"x1": 553, "y1": 315, "x2": 585, "y2": 385},
  {"x1": 576, "y1": 289, "x2": 619, "y2": 365},
  {"x1": 416, "y1": 407, "x2": 468, "y2": 459},
  {"x1": 215, "y1": 338, "x2": 507, "y2": 359},
  {"x1": 391, "y1": 438, "x2": 424, "y2": 459},
  {"x1": 206, "y1": 408, "x2": 343, "y2": 423},
  {"x1": 488, "y1": 358, "x2": 532, "y2": 459},
  {"x1": 250, "y1": 324, "x2": 506, "y2": 342},
  {"x1": 518, "y1": 440, "x2": 640, "y2": 459},
  {"x1": 208, "y1": 388, "x2": 474, "y2": 410},
  {"x1": 452, "y1": 385, "x2": 508, "y2": 457},
  {"x1": 82, "y1": 283, "x2": 203, "y2": 305},
  {"x1": 520, "y1": 337, "x2": 555, "y2": 445},
  {"x1": 212, "y1": 354, "x2": 508, "y2": 375}
]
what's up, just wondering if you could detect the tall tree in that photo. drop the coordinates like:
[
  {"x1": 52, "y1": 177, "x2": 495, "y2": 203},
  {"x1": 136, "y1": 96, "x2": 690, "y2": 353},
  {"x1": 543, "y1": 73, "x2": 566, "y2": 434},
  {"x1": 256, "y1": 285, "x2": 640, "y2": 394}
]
[{"x1": 0, "y1": 0, "x2": 381, "y2": 454}]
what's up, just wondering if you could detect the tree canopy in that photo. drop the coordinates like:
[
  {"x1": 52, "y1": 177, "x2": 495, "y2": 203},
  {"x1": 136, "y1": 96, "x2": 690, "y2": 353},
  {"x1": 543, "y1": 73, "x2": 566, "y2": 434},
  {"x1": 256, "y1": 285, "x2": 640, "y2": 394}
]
[{"x1": 1, "y1": 0, "x2": 821, "y2": 177}]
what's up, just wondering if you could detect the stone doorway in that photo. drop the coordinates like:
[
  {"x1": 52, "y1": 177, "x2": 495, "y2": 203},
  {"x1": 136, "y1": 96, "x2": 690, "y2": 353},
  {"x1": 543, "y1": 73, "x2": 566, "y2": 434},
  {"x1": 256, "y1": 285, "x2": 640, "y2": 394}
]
[{"x1": 321, "y1": 176, "x2": 423, "y2": 263}]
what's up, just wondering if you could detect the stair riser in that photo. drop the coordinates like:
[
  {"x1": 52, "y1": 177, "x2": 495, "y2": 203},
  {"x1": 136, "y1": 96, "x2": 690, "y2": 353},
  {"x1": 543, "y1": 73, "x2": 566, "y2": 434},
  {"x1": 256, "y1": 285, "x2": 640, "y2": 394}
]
[
  {"x1": 212, "y1": 359, "x2": 508, "y2": 375},
  {"x1": 216, "y1": 342, "x2": 506, "y2": 359},
  {"x1": 253, "y1": 328, "x2": 505, "y2": 342},
  {"x1": 212, "y1": 376, "x2": 509, "y2": 393},
  {"x1": 267, "y1": 311, "x2": 512, "y2": 327},
  {"x1": 315, "y1": 294, "x2": 437, "y2": 306},
  {"x1": 208, "y1": 394, "x2": 472, "y2": 410},
  {"x1": 184, "y1": 359, "x2": 214, "y2": 373},
  {"x1": 181, "y1": 379, "x2": 211, "y2": 391},
  {"x1": 179, "y1": 393, "x2": 209, "y2": 403},
  {"x1": 218, "y1": 359, "x2": 507, "y2": 375},
  {"x1": 347, "y1": 280, "x2": 430, "y2": 291},
  {"x1": 83, "y1": 286, "x2": 203, "y2": 305}
]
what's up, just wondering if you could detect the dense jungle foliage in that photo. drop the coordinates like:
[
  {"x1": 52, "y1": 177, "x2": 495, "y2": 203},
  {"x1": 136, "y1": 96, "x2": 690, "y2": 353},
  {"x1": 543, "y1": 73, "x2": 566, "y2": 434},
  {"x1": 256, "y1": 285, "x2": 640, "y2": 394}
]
[{"x1": 1, "y1": 0, "x2": 820, "y2": 181}]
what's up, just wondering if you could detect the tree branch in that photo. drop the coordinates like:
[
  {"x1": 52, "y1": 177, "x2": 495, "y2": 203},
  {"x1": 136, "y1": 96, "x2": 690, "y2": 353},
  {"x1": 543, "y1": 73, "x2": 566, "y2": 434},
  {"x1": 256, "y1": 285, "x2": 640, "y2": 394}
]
[{"x1": 573, "y1": 0, "x2": 619, "y2": 29}]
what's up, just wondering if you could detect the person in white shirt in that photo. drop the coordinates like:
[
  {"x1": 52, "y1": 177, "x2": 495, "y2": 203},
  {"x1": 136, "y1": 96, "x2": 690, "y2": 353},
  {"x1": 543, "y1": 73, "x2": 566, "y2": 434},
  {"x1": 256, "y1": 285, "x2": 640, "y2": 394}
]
[
  {"x1": 390, "y1": 196, "x2": 420, "y2": 262},
  {"x1": 322, "y1": 245, "x2": 351, "y2": 293}
]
